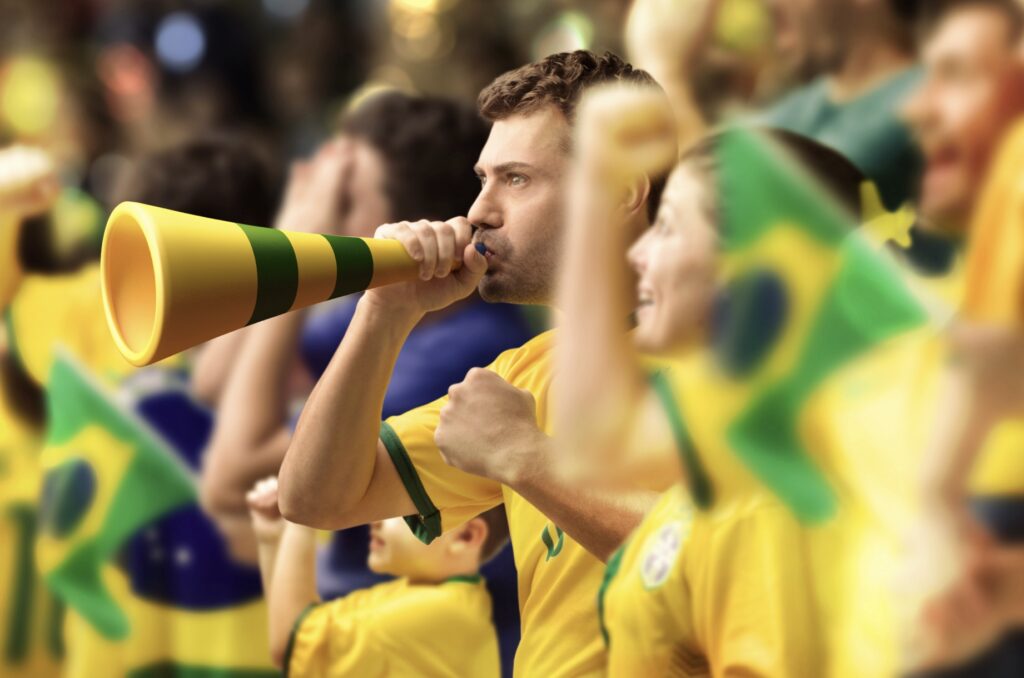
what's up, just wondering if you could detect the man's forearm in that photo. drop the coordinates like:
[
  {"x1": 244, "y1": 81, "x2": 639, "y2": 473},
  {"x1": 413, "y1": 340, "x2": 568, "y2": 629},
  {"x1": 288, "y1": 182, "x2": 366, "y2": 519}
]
[
  {"x1": 190, "y1": 327, "x2": 251, "y2": 406},
  {"x1": 507, "y1": 434, "x2": 657, "y2": 562},
  {"x1": 201, "y1": 312, "x2": 307, "y2": 515},
  {"x1": 557, "y1": 182, "x2": 644, "y2": 440},
  {"x1": 514, "y1": 473, "x2": 657, "y2": 562},
  {"x1": 279, "y1": 296, "x2": 419, "y2": 525},
  {"x1": 254, "y1": 532, "x2": 282, "y2": 605},
  {"x1": 922, "y1": 370, "x2": 997, "y2": 506},
  {"x1": 210, "y1": 312, "x2": 306, "y2": 453}
]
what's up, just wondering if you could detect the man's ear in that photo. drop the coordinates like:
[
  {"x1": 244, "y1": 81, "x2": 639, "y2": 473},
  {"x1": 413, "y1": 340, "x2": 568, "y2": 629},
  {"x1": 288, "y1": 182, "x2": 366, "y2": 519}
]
[{"x1": 624, "y1": 173, "x2": 652, "y2": 218}]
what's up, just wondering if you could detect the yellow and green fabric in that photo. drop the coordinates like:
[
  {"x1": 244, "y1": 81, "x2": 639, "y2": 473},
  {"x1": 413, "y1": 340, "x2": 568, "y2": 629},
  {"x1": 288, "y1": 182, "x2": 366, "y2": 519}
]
[
  {"x1": 710, "y1": 128, "x2": 928, "y2": 522},
  {"x1": 0, "y1": 357, "x2": 63, "y2": 678},
  {"x1": 5, "y1": 264, "x2": 134, "y2": 386},
  {"x1": 599, "y1": 485, "x2": 702, "y2": 677},
  {"x1": 36, "y1": 353, "x2": 195, "y2": 640},
  {"x1": 381, "y1": 332, "x2": 608, "y2": 677}
]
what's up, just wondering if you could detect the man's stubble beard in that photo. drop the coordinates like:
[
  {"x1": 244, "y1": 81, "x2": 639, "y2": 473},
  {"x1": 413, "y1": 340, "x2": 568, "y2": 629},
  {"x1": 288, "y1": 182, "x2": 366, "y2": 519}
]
[{"x1": 477, "y1": 237, "x2": 560, "y2": 306}]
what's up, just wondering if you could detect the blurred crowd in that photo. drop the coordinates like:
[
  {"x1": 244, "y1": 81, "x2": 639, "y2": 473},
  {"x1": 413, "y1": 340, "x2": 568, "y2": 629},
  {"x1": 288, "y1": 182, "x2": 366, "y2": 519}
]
[{"x1": 3, "y1": 0, "x2": 1024, "y2": 677}]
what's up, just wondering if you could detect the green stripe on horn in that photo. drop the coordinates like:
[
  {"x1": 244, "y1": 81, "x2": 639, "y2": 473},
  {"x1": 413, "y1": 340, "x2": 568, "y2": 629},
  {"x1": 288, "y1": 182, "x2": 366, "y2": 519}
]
[
  {"x1": 323, "y1": 235, "x2": 374, "y2": 298},
  {"x1": 238, "y1": 224, "x2": 299, "y2": 325}
]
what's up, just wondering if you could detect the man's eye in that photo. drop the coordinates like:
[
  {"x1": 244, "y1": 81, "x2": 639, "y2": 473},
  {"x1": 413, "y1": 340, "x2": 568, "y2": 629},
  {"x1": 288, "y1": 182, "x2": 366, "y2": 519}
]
[{"x1": 508, "y1": 174, "x2": 527, "y2": 187}]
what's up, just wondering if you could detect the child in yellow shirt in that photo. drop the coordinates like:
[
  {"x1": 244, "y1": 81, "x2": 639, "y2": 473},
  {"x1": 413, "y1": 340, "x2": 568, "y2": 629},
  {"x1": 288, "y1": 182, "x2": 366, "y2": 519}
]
[{"x1": 247, "y1": 476, "x2": 505, "y2": 677}]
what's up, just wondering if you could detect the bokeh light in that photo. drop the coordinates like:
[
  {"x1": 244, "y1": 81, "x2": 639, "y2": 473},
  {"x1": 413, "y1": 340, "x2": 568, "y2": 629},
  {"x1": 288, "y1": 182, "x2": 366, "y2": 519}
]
[
  {"x1": 0, "y1": 57, "x2": 61, "y2": 137},
  {"x1": 531, "y1": 11, "x2": 593, "y2": 61},
  {"x1": 155, "y1": 12, "x2": 207, "y2": 73},
  {"x1": 715, "y1": 0, "x2": 772, "y2": 55},
  {"x1": 262, "y1": 0, "x2": 310, "y2": 20}
]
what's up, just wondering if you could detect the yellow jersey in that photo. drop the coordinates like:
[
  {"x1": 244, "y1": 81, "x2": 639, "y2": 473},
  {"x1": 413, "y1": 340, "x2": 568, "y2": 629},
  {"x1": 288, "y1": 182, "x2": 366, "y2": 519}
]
[
  {"x1": 381, "y1": 331, "x2": 607, "y2": 677},
  {"x1": 0, "y1": 363, "x2": 63, "y2": 678},
  {"x1": 614, "y1": 354, "x2": 857, "y2": 678},
  {"x1": 805, "y1": 327, "x2": 949, "y2": 676},
  {"x1": 5, "y1": 265, "x2": 133, "y2": 387},
  {"x1": 285, "y1": 575, "x2": 499, "y2": 678},
  {"x1": 599, "y1": 485, "x2": 704, "y2": 676},
  {"x1": 890, "y1": 232, "x2": 1024, "y2": 499},
  {"x1": 5, "y1": 265, "x2": 278, "y2": 678}
]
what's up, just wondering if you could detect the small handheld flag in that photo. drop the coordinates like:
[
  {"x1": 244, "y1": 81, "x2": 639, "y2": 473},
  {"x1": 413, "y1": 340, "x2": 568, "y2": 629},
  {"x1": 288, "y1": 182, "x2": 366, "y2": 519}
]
[
  {"x1": 36, "y1": 352, "x2": 196, "y2": 639},
  {"x1": 712, "y1": 129, "x2": 928, "y2": 522}
]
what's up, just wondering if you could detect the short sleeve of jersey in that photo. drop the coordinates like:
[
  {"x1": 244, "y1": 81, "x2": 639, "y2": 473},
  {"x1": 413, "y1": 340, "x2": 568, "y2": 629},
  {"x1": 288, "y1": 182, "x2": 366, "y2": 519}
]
[
  {"x1": 6, "y1": 265, "x2": 133, "y2": 386},
  {"x1": 380, "y1": 397, "x2": 503, "y2": 543},
  {"x1": 380, "y1": 345, "x2": 534, "y2": 544}
]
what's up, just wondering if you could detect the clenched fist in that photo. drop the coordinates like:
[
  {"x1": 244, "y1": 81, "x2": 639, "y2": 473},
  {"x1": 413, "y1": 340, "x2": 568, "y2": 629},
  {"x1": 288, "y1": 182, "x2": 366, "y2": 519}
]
[{"x1": 435, "y1": 367, "x2": 548, "y2": 485}]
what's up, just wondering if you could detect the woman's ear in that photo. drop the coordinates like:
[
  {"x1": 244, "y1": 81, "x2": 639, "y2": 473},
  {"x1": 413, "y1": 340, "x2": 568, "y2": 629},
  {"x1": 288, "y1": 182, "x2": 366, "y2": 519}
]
[{"x1": 624, "y1": 173, "x2": 653, "y2": 218}]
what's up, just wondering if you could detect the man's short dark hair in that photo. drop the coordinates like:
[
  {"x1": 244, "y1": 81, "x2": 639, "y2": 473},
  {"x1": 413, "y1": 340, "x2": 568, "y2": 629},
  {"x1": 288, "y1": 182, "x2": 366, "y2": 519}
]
[
  {"x1": 889, "y1": 0, "x2": 924, "y2": 23},
  {"x1": 340, "y1": 91, "x2": 490, "y2": 222},
  {"x1": 21, "y1": 135, "x2": 279, "y2": 273},
  {"x1": 477, "y1": 50, "x2": 657, "y2": 123},
  {"x1": 119, "y1": 135, "x2": 279, "y2": 226},
  {"x1": 675, "y1": 128, "x2": 869, "y2": 228}
]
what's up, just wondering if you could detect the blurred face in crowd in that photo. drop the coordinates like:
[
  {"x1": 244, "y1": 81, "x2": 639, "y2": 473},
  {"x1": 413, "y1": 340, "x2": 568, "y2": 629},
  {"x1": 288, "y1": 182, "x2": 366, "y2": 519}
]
[
  {"x1": 628, "y1": 164, "x2": 718, "y2": 353},
  {"x1": 467, "y1": 106, "x2": 569, "y2": 304},
  {"x1": 337, "y1": 137, "x2": 392, "y2": 238},
  {"x1": 904, "y1": 6, "x2": 1024, "y2": 232},
  {"x1": 764, "y1": 0, "x2": 847, "y2": 79}
]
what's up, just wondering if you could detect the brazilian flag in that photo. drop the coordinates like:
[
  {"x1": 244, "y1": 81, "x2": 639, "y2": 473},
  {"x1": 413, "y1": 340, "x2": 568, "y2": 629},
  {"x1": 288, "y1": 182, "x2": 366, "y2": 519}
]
[
  {"x1": 712, "y1": 129, "x2": 928, "y2": 523},
  {"x1": 35, "y1": 352, "x2": 195, "y2": 639}
]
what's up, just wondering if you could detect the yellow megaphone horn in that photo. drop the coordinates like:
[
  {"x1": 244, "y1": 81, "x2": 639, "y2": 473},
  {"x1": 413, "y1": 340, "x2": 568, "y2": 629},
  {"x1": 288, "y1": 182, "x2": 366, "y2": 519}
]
[{"x1": 101, "y1": 202, "x2": 420, "y2": 366}]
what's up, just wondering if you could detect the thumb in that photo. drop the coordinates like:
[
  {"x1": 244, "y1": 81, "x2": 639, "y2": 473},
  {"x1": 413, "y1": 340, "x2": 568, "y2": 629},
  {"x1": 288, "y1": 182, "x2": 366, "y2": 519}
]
[{"x1": 455, "y1": 242, "x2": 488, "y2": 284}]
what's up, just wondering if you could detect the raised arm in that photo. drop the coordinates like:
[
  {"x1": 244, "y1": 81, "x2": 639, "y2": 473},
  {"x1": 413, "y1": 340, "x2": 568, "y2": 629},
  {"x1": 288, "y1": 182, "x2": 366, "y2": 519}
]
[
  {"x1": 277, "y1": 217, "x2": 487, "y2": 528},
  {"x1": 555, "y1": 85, "x2": 680, "y2": 476},
  {"x1": 200, "y1": 143, "x2": 350, "y2": 547},
  {"x1": 0, "y1": 151, "x2": 59, "y2": 312},
  {"x1": 199, "y1": 312, "x2": 306, "y2": 520},
  {"x1": 921, "y1": 322, "x2": 1024, "y2": 527},
  {"x1": 246, "y1": 476, "x2": 319, "y2": 668},
  {"x1": 625, "y1": 0, "x2": 712, "y2": 149},
  {"x1": 189, "y1": 327, "x2": 253, "y2": 407}
]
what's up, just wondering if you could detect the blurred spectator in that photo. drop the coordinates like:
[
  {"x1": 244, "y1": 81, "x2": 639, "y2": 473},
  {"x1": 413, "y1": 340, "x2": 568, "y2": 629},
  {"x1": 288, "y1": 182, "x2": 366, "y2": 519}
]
[
  {"x1": 900, "y1": 0, "x2": 1024, "y2": 673},
  {"x1": 1, "y1": 134, "x2": 281, "y2": 677},
  {"x1": 756, "y1": 0, "x2": 924, "y2": 212}
]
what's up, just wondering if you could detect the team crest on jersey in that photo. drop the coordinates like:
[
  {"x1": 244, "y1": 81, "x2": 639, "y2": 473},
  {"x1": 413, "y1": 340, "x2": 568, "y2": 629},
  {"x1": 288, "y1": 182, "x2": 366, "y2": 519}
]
[
  {"x1": 540, "y1": 523, "x2": 564, "y2": 561},
  {"x1": 639, "y1": 520, "x2": 686, "y2": 590}
]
